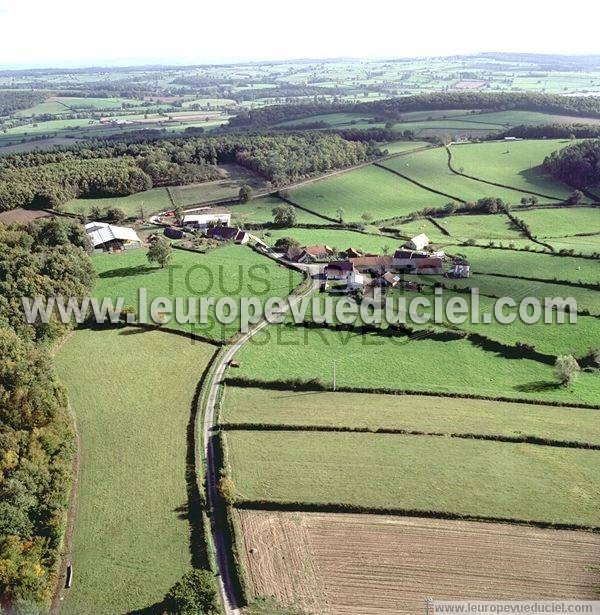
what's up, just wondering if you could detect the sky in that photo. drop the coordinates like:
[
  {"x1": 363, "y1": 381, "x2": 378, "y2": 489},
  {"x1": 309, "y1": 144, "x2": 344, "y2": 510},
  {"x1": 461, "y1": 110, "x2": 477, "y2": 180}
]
[{"x1": 1, "y1": 0, "x2": 599, "y2": 68}]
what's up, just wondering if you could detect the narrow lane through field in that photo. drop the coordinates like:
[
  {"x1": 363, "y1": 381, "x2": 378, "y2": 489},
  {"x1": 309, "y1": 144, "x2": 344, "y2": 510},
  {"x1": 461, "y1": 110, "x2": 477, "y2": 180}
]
[{"x1": 202, "y1": 259, "x2": 319, "y2": 614}]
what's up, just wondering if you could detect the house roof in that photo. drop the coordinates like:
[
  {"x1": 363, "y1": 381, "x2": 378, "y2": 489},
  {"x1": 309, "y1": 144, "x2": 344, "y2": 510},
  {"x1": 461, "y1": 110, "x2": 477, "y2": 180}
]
[
  {"x1": 303, "y1": 245, "x2": 332, "y2": 256},
  {"x1": 345, "y1": 247, "x2": 363, "y2": 258},
  {"x1": 393, "y1": 249, "x2": 428, "y2": 260},
  {"x1": 408, "y1": 233, "x2": 430, "y2": 246},
  {"x1": 87, "y1": 224, "x2": 141, "y2": 248},
  {"x1": 413, "y1": 257, "x2": 443, "y2": 269},
  {"x1": 325, "y1": 260, "x2": 355, "y2": 273},
  {"x1": 382, "y1": 272, "x2": 399, "y2": 283},
  {"x1": 350, "y1": 256, "x2": 393, "y2": 269},
  {"x1": 183, "y1": 213, "x2": 231, "y2": 225}
]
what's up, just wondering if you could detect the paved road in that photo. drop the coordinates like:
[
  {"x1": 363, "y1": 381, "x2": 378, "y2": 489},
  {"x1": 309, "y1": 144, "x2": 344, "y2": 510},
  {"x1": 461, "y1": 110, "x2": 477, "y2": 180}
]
[{"x1": 202, "y1": 262, "x2": 319, "y2": 614}]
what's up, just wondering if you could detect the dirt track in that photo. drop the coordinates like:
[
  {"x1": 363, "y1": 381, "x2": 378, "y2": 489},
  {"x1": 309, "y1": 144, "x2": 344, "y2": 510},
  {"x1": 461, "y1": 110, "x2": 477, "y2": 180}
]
[{"x1": 237, "y1": 510, "x2": 600, "y2": 614}]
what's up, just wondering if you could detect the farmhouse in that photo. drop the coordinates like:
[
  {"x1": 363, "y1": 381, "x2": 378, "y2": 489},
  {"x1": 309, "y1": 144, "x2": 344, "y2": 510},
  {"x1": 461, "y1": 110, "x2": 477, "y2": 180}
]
[
  {"x1": 85, "y1": 222, "x2": 142, "y2": 251},
  {"x1": 412, "y1": 257, "x2": 443, "y2": 274},
  {"x1": 286, "y1": 245, "x2": 333, "y2": 262},
  {"x1": 404, "y1": 233, "x2": 430, "y2": 251},
  {"x1": 324, "y1": 260, "x2": 355, "y2": 281},
  {"x1": 182, "y1": 213, "x2": 231, "y2": 230},
  {"x1": 349, "y1": 256, "x2": 394, "y2": 275},
  {"x1": 206, "y1": 226, "x2": 249, "y2": 244}
]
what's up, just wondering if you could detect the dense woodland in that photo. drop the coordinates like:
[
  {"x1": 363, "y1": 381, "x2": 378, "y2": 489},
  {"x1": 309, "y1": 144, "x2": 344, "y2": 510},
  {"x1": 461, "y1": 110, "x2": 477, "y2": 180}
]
[
  {"x1": 0, "y1": 219, "x2": 95, "y2": 613},
  {"x1": 543, "y1": 139, "x2": 600, "y2": 187},
  {"x1": 0, "y1": 133, "x2": 370, "y2": 211},
  {"x1": 229, "y1": 92, "x2": 600, "y2": 128},
  {"x1": 0, "y1": 92, "x2": 47, "y2": 116},
  {"x1": 500, "y1": 124, "x2": 600, "y2": 139}
]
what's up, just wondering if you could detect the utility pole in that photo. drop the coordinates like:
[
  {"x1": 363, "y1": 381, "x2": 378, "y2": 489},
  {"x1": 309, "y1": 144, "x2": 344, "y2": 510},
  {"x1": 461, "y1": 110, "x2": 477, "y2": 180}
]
[{"x1": 332, "y1": 360, "x2": 336, "y2": 392}]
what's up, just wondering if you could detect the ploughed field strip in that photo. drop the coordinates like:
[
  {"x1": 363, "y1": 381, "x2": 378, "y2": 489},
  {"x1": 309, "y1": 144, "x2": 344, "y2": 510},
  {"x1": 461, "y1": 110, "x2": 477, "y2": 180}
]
[
  {"x1": 225, "y1": 430, "x2": 600, "y2": 526},
  {"x1": 236, "y1": 511, "x2": 600, "y2": 615}
]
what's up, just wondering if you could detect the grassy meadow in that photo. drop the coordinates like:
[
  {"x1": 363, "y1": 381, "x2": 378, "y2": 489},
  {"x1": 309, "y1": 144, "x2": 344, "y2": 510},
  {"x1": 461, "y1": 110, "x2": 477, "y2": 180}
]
[
  {"x1": 449, "y1": 140, "x2": 576, "y2": 200},
  {"x1": 289, "y1": 164, "x2": 448, "y2": 222},
  {"x1": 93, "y1": 245, "x2": 303, "y2": 340},
  {"x1": 381, "y1": 145, "x2": 569, "y2": 205},
  {"x1": 221, "y1": 386, "x2": 600, "y2": 445},
  {"x1": 234, "y1": 324, "x2": 600, "y2": 405},
  {"x1": 226, "y1": 430, "x2": 600, "y2": 526},
  {"x1": 56, "y1": 328, "x2": 216, "y2": 614}
]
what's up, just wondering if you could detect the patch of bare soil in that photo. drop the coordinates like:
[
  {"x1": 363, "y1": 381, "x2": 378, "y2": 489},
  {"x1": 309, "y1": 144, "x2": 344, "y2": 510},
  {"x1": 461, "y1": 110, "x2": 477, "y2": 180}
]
[{"x1": 237, "y1": 511, "x2": 600, "y2": 615}]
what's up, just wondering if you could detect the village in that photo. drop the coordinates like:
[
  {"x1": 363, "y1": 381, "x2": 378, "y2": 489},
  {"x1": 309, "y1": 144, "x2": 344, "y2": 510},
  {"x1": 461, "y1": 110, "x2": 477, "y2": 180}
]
[{"x1": 81, "y1": 209, "x2": 471, "y2": 300}]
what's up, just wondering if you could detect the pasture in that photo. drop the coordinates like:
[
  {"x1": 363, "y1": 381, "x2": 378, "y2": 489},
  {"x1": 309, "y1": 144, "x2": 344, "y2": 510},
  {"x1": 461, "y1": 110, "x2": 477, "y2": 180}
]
[
  {"x1": 93, "y1": 246, "x2": 302, "y2": 340},
  {"x1": 64, "y1": 187, "x2": 169, "y2": 217},
  {"x1": 517, "y1": 207, "x2": 600, "y2": 238},
  {"x1": 238, "y1": 511, "x2": 600, "y2": 614},
  {"x1": 234, "y1": 324, "x2": 600, "y2": 405},
  {"x1": 447, "y1": 245, "x2": 599, "y2": 284},
  {"x1": 288, "y1": 164, "x2": 448, "y2": 222},
  {"x1": 381, "y1": 146, "x2": 568, "y2": 205},
  {"x1": 450, "y1": 274, "x2": 600, "y2": 316},
  {"x1": 56, "y1": 327, "x2": 216, "y2": 614},
  {"x1": 221, "y1": 386, "x2": 600, "y2": 445},
  {"x1": 449, "y1": 140, "x2": 578, "y2": 200},
  {"x1": 436, "y1": 212, "x2": 523, "y2": 241},
  {"x1": 226, "y1": 430, "x2": 600, "y2": 525}
]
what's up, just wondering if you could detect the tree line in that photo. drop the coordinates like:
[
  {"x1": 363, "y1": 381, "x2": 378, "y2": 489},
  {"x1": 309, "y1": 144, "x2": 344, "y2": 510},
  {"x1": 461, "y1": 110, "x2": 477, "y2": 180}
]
[
  {"x1": 229, "y1": 91, "x2": 600, "y2": 128},
  {"x1": 0, "y1": 218, "x2": 95, "y2": 613},
  {"x1": 543, "y1": 139, "x2": 600, "y2": 187},
  {"x1": 0, "y1": 133, "x2": 370, "y2": 211}
]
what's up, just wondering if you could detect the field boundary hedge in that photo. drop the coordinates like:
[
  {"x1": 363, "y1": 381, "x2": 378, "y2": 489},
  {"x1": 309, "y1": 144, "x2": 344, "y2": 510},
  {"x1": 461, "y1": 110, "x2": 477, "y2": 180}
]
[
  {"x1": 373, "y1": 161, "x2": 467, "y2": 203},
  {"x1": 219, "y1": 423, "x2": 600, "y2": 450},
  {"x1": 223, "y1": 377, "x2": 600, "y2": 409},
  {"x1": 233, "y1": 500, "x2": 600, "y2": 533},
  {"x1": 471, "y1": 270, "x2": 600, "y2": 290}
]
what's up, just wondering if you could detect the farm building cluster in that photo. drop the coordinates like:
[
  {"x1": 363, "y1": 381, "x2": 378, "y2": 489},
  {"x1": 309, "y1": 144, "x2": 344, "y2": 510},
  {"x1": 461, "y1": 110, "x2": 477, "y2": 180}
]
[{"x1": 285, "y1": 233, "x2": 470, "y2": 293}]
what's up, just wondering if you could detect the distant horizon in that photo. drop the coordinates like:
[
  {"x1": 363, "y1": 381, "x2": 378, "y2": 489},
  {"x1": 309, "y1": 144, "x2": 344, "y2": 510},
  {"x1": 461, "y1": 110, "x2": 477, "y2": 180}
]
[{"x1": 2, "y1": 50, "x2": 600, "y2": 73}]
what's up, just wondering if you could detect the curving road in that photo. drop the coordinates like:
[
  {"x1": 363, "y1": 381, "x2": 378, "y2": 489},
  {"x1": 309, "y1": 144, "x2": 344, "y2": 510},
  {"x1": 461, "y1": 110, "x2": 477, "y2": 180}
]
[{"x1": 202, "y1": 261, "x2": 319, "y2": 614}]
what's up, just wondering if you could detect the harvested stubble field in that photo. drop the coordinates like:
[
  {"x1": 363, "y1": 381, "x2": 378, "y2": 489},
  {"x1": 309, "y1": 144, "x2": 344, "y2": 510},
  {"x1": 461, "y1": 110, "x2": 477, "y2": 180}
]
[{"x1": 237, "y1": 510, "x2": 600, "y2": 615}]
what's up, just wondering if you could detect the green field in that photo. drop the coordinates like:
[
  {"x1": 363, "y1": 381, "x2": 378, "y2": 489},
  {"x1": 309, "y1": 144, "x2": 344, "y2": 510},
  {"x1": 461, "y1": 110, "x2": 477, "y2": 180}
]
[
  {"x1": 448, "y1": 245, "x2": 599, "y2": 284},
  {"x1": 416, "y1": 289, "x2": 600, "y2": 357},
  {"x1": 381, "y1": 146, "x2": 569, "y2": 205},
  {"x1": 449, "y1": 140, "x2": 578, "y2": 200},
  {"x1": 380, "y1": 140, "x2": 432, "y2": 155},
  {"x1": 450, "y1": 274, "x2": 600, "y2": 316},
  {"x1": 93, "y1": 245, "x2": 303, "y2": 340},
  {"x1": 234, "y1": 324, "x2": 600, "y2": 405},
  {"x1": 548, "y1": 235, "x2": 600, "y2": 255},
  {"x1": 289, "y1": 164, "x2": 449, "y2": 222},
  {"x1": 56, "y1": 328, "x2": 216, "y2": 614},
  {"x1": 64, "y1": 187, "x2": 170, "y2": 217},
  {"x1": 226, "y1": 430, "x2": 600, "y2": 525},
  {"x1": 261, "y1": 227, "x2": 402, "y2": 253},
  {"x1": 437, "y1": 213, "x2": 523, "y2": 241},
  {"x1": 517, "y1": 207, "x2": 600, "y2": 238},
  {"x1": 16, "y1": 96, "x2": 144, "y2": 116},
  {"x1": 221, "y1": 386, "x2": 600, "y2": 445}
]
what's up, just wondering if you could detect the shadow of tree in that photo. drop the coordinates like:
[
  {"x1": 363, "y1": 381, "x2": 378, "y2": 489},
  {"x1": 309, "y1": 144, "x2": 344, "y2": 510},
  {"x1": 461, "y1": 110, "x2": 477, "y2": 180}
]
[
  {"x1": 126, "y1": 599, "x2": 165, "y2": 615},
  {"x1": 514, "y1": 380, "x2": 561, "y2": 392},
  {"x1": 99, "y1": 265, "x2": 155, "y2": 278}
]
